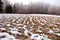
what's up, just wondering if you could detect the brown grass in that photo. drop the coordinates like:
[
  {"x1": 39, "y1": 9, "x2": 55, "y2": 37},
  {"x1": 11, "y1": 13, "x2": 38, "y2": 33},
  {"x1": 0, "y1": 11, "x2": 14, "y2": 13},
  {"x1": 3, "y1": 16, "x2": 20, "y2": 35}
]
[{"x1": 0, "y1": 15, "x2": 60, "y2": 40}]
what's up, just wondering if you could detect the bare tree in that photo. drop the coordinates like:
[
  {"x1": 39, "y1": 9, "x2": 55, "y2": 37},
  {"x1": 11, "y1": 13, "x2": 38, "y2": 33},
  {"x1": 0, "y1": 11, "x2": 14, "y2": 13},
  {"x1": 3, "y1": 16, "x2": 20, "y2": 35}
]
[{"x1": 0, "y1": 0, "x2": 3, "y2": 12}]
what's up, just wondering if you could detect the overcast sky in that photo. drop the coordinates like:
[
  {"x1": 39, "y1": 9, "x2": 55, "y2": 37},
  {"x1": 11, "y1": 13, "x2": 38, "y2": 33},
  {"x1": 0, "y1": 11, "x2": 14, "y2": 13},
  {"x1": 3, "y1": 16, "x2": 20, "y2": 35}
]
[
  {"x1": 43, "y1": 0, "x2": 60, "y2": 6},
  {"x1": 7, "y1": 0, "x2": 60, "y2": 6}
]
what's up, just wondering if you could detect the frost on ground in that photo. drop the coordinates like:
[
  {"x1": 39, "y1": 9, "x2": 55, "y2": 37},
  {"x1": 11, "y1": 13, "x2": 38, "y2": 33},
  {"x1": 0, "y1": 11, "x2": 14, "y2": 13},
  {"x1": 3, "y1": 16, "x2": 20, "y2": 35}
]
[
  {"x1": 0, "y1": 15, "x2": 60, "y2": 40},
  {"x1": 0, "y1": 32, "x2": 17, "y2": 40}
]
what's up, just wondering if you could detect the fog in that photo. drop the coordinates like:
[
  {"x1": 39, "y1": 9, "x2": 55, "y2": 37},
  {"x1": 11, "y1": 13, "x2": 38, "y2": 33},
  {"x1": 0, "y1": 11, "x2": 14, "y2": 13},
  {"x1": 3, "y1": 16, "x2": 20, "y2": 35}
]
[
  {"x1": 7, "y1": 0, "x2": 60, "y2": 6},
  {"x1": 0, "y1": 0, "x2": 60, "y2": 15},
  {"x1": 44, "y1": 0, "x2": 60, "y2": 6},
  {"x1": 8, "y1": 0, "x2": 39, "y2": 5}
]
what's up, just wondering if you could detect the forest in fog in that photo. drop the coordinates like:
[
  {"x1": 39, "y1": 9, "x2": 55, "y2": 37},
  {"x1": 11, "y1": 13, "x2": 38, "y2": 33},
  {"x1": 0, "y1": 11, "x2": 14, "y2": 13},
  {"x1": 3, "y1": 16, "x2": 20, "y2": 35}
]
[{"x1": 0, "y1": 0, "x2": 60, "y2": 15}]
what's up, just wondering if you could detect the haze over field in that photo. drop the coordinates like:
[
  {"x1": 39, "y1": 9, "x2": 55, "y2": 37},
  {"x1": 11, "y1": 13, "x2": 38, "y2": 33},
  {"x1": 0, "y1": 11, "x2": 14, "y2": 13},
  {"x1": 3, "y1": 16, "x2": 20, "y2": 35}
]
[
  {"x1": 0, "y1": 0, "x2": 60, "y2": 15},
  {"x1": 7, "y1": 0, "x2": 60, "y2": 6}
]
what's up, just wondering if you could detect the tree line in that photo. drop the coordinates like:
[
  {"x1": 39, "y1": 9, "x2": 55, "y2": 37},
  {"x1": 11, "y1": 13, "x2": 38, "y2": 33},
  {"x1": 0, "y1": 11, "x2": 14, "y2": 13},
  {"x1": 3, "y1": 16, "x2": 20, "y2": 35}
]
[{"x1": 0, "y1": 0, "x2": 60, "y2": 15}]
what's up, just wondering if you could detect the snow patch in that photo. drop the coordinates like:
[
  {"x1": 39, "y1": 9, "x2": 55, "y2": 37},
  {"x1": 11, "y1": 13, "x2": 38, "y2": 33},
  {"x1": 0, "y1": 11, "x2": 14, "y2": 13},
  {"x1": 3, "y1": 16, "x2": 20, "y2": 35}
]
[
  {"x1": 48, "y1": 29, "x2": 54, "y2": 34},
  {"x1": 31, "y1": 34, "x2": 51, "y2": 40},
  {"x1": 0, "y1": 32, "x2": 17, "y2": 40},
  {"x1": 0, "y1": 28, "x2": 6, "y2": 30},
  {"x1": 56, "y1": 33, "x2": 60, "y2": 36}
]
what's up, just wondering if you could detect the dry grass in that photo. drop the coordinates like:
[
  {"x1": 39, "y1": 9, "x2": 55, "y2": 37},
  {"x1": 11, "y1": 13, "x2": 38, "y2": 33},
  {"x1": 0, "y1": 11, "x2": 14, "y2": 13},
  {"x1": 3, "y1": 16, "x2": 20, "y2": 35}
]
[{"x1": 0, "y1": 15, "x2": 60, "y2": 40}]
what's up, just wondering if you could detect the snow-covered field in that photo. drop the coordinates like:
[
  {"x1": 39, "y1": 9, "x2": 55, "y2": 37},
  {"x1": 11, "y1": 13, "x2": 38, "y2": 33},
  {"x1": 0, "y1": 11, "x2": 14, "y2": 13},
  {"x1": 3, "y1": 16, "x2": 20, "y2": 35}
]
[{"x1": 0, "y1": 14, "x2": 60, "y2": 40}]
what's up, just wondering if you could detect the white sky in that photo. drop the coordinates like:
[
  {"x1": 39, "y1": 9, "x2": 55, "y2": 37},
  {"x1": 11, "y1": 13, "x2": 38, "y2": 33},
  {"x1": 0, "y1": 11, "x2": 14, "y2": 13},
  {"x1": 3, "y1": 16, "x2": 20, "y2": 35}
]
[
  {"x1": 8, "y1": 0, "x2": 60, "y2": 6},
  {"x1": 8, "y1": 0, "x2": 39, "y2": 4}
]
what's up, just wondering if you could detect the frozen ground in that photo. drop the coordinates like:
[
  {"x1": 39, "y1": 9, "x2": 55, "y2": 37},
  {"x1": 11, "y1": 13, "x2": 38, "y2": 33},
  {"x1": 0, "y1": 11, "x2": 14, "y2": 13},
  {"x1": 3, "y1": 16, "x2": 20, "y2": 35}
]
[{"x1": 0, "y1": 14, "x2": 60, "y2": 40}]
